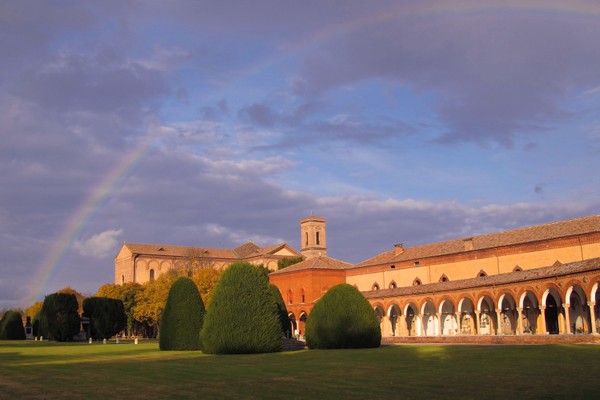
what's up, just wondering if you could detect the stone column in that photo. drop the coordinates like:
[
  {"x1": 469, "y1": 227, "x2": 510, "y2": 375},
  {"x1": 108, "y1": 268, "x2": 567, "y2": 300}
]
[
  {"x1": 496, "y1": 309, "x2": 502, "y2": 335},
  {"x1": 475, "y1": 311, "x2": 481, "y2": 335},
  {"x1": 539, "y1": 306, "x2": 547, "y2": 335},
  {"x1": 437, "y1": 313, "x2": 443, "y2": 336},
  {"x1": 563, "y1": 304, "x2": 571, "y2": 334},
  {"x1": 517, "y1": 307, "x2": 524, "y2": 335},
  {"x1": 455, "y1": 312, "x2": 462, "y2": 335},
  {"x1": 588, "y1": 302, "x2": 598, "y2": 335}
]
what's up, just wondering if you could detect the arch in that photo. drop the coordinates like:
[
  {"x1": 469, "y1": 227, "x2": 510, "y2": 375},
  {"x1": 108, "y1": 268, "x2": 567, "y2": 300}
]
[
  {"x1": 498, "y1": 292, "x2": 517, "y2": 335},
  {"x1": 458, "y1": 297, "x2": 476, "y2": 335},
  {"x1": 439, "y1": 299, "x2": 457, "y2": 336},
  {"x1": 372, "y1": 282, "x2": 380, "y2": 291},
  {"x1": 421, "y1": 300, "x2": 438, "y2": 336},
  {"x1": 387, "y1": 304, "x2": 401, "y2": 337},
  {"x1": 542, "y1": 287, "x2": 562, "y2": 334},
  {"x1": 477, "y1": 295, "x2": 496, "y2": 335},
  {"x1": 374, "y1": 304, "x2": 385, "y2": 336},
  {"x1": 288, "y1": 312, "x2": 298, "y2": 338},
  {"x1": 413, "y1": 277, "x2": 422, "y2": 286},
  {"x1": 519, "y1": 291, "x2": 540, "y2": 334},
  {"x1": 404, "y1": 303, "x2": 420, "y2": 336},
  {"x1": 439, "y1": 274, "x2": 449, "y2": 283},
  {"x1": 593, "y1": 281, "x2": 600, "y2": 334},
  {"x1": 388, "y1": 280, "x2": 397, "y2": 289},
  {"x1": 566, "y1": 284, "x2": 590, "y2": 334},
  {"x1": 477, "y1": 269, "x2": 488, "y2": 278}
]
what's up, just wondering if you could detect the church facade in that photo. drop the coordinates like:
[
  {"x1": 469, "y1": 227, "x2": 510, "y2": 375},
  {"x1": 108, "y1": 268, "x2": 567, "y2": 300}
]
[{"x1": 115, "y1": 214, "x2": 600, "y2": 341}]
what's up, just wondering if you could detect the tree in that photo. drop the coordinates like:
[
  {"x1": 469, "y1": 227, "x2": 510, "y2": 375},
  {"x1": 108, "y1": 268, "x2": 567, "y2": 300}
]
[
  {"x1": 57, "y1": 287, "x2": 85, "y2": 315},
  {"x1": 0, "y1": 310, "x2": 25, "y2": 340},
  {"x1": 24, "y1": 301, "x2": 43, "y2": 321},
  {"x1": 305, "y1": 284, "x2": 380, "y2": 349},
  {"x1": 83, "y1": 297, "x2": 127, "y2": 340},
  {"x1": 133, "y1": 273, "x2": 177, "y2": 336},
  {"x1": 159, "y1": 277, "x2": 205, "y2": 350},
  {"x1": 39, "y1": 292, "x2": 81, "y2": 341},
  {"x1": 190, "y1": 267, "x2": 221, "y2": 306},
  {"x1": 96, "y1": 283, "x2": 143, "y2": 336},
  {"x1": 269, "y1": 284, "x2": 291, "y2": 337},
  {"x1": 277, "y1": 256, "x2": 304, "y2": 270},
  {"x1": 201, "y1": 262, "x2": 283, "y2": 354}
]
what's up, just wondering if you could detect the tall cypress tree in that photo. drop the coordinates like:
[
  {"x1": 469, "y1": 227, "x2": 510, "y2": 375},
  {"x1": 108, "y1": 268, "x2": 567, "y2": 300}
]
[
  {"x1": 201, "y1": 262, "x2": 283, "y2": 354},
  {"x1": 159, "y1": 277, "x2": 205, "y2": 350}
]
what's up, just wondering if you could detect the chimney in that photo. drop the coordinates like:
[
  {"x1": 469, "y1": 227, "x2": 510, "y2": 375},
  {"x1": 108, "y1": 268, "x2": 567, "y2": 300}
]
[
  {"x1": 463, "y1": 238, "x2": 474, "y2": 251},
  {"x1": 394, "y1": 243, "x2": 404, "y2": 256}
]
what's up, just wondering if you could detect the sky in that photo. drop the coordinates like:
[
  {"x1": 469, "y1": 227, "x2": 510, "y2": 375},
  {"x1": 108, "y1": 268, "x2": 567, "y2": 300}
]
[{"x1": 2, "y1": 0, "x2": 600, "y2": 309}]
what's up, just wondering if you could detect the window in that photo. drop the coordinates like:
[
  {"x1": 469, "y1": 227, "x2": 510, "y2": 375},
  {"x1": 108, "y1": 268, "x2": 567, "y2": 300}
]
[
  {"x1": 287, "y1": 289, "x2": 293, "y2": 304},
  {"x1": 121, "y1": 275, "x2": 125, "y2": 285},
  {"x1": 477, "y1": 269, "x2": 488, "y2": 278},
  {"x1": 439, "y1": 274, "x2": 449, "y2": 283},
  {"x1": 413, "y1": 278, "x2": 422, "y2": 286},
  {"x1": 316, "y1": 231, "x2": 320, "y2": 245},
  {"x1": 389, "y1": 281, "x2": 397, "y2": 289},
  {"x1": 372, "y1": 283, "x2": 380, "y2": 291},
  {"x1": 513, "y1": 266, "x2": 523, "y2": 272},
  {"x1": 414, "y1": 261, "x2": 420, "y2": 266},
  {"x1": 149, "y1": 269, "x2": 155, "y2": 281},
  {"x1": 305, "y1": 232, "x2": 308, "y2": 246},
  {"x1": 301, "y1": 288, "x2": 306, "y2": 303}
]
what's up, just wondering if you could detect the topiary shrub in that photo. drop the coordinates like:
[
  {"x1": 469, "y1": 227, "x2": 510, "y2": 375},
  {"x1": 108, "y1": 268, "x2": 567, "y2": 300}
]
[
  {"x1": 306, "y1": 283, "x2": 381, "y2": 349},
  {"x1": 201, "y1": 262, "x2": 283, "y2": 354},
  {"x1": 39, "y1": 292, "x2": 81, "y2": 341},
  {"x1": 0, "y1": 311, "x2": 26, "y2": 340},
  {"x1": 83, "y1": 297, "x2": 127, "y2": 340},
  {"x1": 269, "y1": 284, "x2": 291, "y2": 338},
  {"x1": 159, "y1": 277, "x2": 205, "y2": 350}
]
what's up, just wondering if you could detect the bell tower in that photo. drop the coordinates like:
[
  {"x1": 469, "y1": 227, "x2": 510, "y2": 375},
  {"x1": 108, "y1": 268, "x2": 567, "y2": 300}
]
[{"x1": 300, "y1": 216, "x2": 327, "y2": 259}]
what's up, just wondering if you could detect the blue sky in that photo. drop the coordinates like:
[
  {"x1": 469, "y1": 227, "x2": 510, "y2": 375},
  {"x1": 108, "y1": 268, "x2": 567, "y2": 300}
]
[{"x1": 2, "y1": 0, "x2": 600, "y2": 309}]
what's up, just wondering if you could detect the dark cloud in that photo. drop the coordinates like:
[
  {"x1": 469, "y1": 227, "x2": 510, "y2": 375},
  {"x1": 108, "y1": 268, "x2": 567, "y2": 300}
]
[{"x1": 294, "y1": 10, "x2": 600, "y2": 146}]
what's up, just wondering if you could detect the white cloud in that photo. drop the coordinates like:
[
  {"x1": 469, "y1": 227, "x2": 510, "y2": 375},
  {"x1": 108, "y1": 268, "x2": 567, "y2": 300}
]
[{"x1": 74, "y1": 229, "x2": 123, "y2": 259}]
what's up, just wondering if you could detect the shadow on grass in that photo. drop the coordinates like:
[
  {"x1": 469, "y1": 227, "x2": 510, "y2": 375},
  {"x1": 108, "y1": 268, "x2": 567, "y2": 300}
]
[{"x1": 1, "y1": 342, "x2": 598, "y2": 399}]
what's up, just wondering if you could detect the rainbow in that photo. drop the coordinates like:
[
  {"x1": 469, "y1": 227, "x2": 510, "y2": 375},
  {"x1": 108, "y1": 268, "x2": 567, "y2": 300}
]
[
  {"x1": 27, "y1": 1, "x2": 599, "y2": 305},
  {"x1": 27, "y1": 133, "x2": 159, "y2": 305}
]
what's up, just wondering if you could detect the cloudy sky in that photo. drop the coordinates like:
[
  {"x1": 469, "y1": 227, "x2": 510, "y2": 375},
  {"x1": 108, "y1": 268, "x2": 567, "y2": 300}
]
[{"x1": 2, "y1": 0, "x2": 600, "y2": 309}]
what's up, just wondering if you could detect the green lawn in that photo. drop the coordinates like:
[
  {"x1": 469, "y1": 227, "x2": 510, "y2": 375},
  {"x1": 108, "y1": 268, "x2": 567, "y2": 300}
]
[{"x1": 0, "y1": 340, "x2": 598, "y2": 399}]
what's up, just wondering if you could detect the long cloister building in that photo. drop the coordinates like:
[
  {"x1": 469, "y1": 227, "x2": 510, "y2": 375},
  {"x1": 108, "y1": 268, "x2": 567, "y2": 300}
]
[
  {"x1": 116, "y1": 214, "x2": 600, "y2": 342},
  {"x1": 269, "y1": 214, "x2": 600, "y2": 341}
]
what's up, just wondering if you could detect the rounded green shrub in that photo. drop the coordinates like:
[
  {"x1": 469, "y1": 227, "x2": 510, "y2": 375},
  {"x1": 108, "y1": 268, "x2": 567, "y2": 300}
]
[
  {"x1": 201, "y1": 262, "x2": 283, "y2": 354},
  {"x1": 83, "y1": 297, "x2": 127, "y2": 340},
  {"x1": 39, "y1": 292, "x2": 81, "y2": 342},
  {"x1": 306, "y1": 283, "x2": 381, "y2": 349},
  {"x1": 0, "y1": 311, "x2": 25, "y2": 340},
  {"x1": 159, "y1": 277, "x2": 205, "y2": 350}
]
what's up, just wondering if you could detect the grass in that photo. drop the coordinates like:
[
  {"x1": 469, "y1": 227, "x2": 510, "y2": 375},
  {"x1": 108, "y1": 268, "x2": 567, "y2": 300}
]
[{"x1": 1, "y1": 340, "x2": 599, "y2": 399}]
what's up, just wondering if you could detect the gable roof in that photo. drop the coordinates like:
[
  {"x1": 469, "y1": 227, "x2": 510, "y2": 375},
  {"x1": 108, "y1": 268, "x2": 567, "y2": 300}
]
[
  {"x1": 120, "y1": 241, "x2": 300, "y2": 261},
  {"x1": 362, "y1": 256, "x2": 600, "y2": 300},
  {"x1": 355, "y1": 214, "x2": 600, "y2": 268},
  {"x1": 270, "y1": 255, "x2": 352, "y2": 275}
]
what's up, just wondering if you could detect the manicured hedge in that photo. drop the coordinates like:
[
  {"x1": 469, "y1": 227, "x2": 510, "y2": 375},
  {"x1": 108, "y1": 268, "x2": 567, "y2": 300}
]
[
  {"x1": 0, "y1": 311, "x2": 25, "y2": 340},
  {"x1": 201, "y1": 262, "x2": 283, "y2": 354},
  {"x1": 159, "y1": 277, "x2": 205, "y2": 350},
  {"x1": 83, "y1": 297, "x2": 127, "y2": 340},
  {"x1": 39, "y1": 292, "x2": 81, "y2": 341},
  {"x1": 306, "y1": 283, "x2": 381, "y2": 349}
]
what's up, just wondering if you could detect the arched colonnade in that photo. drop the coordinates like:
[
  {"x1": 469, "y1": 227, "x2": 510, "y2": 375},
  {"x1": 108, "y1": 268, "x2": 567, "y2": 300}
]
[{"x1": 371, "y1": 278, "x2": 600, "y2": 337}]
